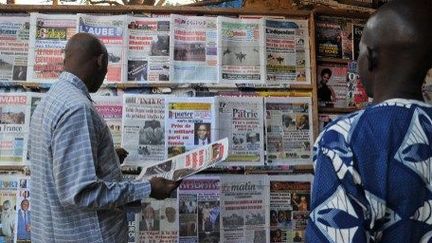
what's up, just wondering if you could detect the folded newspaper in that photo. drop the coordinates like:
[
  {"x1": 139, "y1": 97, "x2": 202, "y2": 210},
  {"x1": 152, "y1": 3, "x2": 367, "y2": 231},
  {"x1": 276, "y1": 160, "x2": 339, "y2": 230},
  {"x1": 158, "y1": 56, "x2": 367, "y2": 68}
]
[{"x1": 136, "y1": 138, "x2": 229, "y2": 181}]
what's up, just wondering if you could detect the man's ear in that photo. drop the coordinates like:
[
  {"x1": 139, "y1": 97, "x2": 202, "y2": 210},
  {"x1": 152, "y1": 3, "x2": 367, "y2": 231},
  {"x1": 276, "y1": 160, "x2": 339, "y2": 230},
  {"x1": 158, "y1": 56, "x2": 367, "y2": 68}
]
[
  {"x1": 367, "y1": 47, "x2": 378, "y2": 71},
  {"x1": 97, "y1": 53, "x2": 105, "y2": 70}
]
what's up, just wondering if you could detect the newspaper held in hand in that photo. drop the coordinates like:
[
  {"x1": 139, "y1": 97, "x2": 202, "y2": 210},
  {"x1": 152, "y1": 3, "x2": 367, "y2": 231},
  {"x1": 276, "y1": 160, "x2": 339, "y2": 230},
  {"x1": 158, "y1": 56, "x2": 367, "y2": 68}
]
[{"x1": 136, "y1": 138, "x2": 229, "y2": 181}]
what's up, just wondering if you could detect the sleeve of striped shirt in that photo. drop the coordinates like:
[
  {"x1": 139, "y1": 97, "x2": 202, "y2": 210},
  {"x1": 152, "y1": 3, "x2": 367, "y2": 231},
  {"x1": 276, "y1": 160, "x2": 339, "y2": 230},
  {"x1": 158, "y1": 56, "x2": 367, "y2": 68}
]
[{"x1": 52, "y1": 103, "x2": 151, "y2": 209}]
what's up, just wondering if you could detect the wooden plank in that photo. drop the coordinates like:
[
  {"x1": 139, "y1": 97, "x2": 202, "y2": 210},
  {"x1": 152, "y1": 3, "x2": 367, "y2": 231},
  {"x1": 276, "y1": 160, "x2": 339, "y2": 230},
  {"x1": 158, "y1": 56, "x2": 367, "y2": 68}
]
[
  {"x1": 319, "y1": 107, "x2": 359, "y2": 113},
  {"x1": 313, "y1": 6, "x2": 373, "y2": 18},
  {"x1": 0, "y1": 4, "x2": 311, "y2": 17},
  {"x1": 309, "y1": 12, "x2": 320, "y2": 141},
  {"x1": 317, "y1": 57, "x2": 351, "y2": 64}
]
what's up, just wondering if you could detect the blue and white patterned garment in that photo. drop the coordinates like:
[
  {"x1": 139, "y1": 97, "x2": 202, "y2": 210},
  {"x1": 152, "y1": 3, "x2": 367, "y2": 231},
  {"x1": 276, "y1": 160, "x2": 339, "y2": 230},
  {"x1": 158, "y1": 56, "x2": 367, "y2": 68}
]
[
  {"x1": 306, "y1": 99, "x2": 432, "y2": 242},
  {"x1": 29, "y1": 72, "x2": 151, "y2": 243}
]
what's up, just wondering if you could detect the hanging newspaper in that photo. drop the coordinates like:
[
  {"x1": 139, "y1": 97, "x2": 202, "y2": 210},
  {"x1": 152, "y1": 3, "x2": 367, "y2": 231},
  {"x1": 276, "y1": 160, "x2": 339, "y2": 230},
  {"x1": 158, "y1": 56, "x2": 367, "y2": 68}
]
[
  {"x1": 265, "y1": 97, "x2": 313, "y2": 165},
  {"x1": 317, "y1": 63, "x2": 349, "y2": 108},
  {"x1": 0, "y1": 93, "x2": 31, "y2": 165},
  {"x1": 136, "y1": 193, "x2": 178, "y2": 243},
  {"x1": 27, "y1": 13, "x2": 76, "y2": 82},
  {"x1": 91, "y1": 95, "x2": 123, "y2": 147},
  {"x1": 0, "y1": 16, "x2": 30, "y2": 82},
  {"x1": 170, "y1": 15, "x2": 218, "y2": 83},
  {"x1": 318, "y1": 113, "x2": 340, "y2": 132},
  {"x1": 77, "y1": 14, "x2": 127, "y2": 83},
  {"x1": 264, "y1": 19, "x2": 311, "y2": 85},
  {"x1": 423, "y1": 68, "x2": 432, "y2": 104},
  {"x1": 216, "y1": 96, "x2": 264, "y2": 166},
  {"x1": 16, "y1": 175, "x2": 31, "y2": 242},
  {"x1": 122, "y1": 94, "x2": 167, "y2": 165},
  {"x1": 127, "y1": 16, "x2": 170, "y2": 83},
  {"x1": 136, "y1": 138, "x2": 228, "y2": 182},
  {"x1": 0, "y1": 174, "x2": 19, "y2": 243},
  {"x1": 220, "y1": 175, "x2": 269, "y2": 243},
  {"x1": 165, "y1": 97, "x2": 216, "y2": 158},
  {"x1": 178, "y1": 176, "x2": 221, "y2": 243},
  {"x1": 218, "y1": 17, "x2": 265, "y2": 84},
  {"x1": 269, "y1": 175, "x2": 312, "y2": 243}
]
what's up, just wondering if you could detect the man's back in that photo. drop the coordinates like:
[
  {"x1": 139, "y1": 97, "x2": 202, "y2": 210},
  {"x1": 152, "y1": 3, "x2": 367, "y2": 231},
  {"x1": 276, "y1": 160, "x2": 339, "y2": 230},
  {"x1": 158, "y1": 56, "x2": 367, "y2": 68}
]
[
  {"x1": 29, "y1": 72, "x2": 127, "y2": 242},
  {"x1": 307, "y1": 99, "x2": 432, "y2": 242}
]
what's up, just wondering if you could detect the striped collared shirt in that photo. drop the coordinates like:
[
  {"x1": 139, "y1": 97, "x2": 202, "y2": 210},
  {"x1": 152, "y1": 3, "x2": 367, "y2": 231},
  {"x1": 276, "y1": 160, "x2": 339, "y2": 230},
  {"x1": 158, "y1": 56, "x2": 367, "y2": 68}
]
[{"x1": 29, "y1": 72, "x2": 151, "y2": 243}]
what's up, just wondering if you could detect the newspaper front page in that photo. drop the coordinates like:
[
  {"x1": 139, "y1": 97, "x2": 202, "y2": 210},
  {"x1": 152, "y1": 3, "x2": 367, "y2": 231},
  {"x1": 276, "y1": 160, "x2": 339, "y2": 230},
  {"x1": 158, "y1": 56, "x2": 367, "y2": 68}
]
[
  {"x1": 27, "y1": 13, "x2": 77, "y2": 82},
  {"x1": 170, "y1": 15, "x2": 218, "y2": 83},
  {"x1": 216, "y1": 96, "x2": 264, "y2": 166},
  {"x1": 0, "y1": 93, "x2": 31, "y2": 165},
  {"x1": 16, "y1": 175, "x2": 31, "y2": 243},
  {"x1": 122, "y1": 94, "x2": 167, "y2": 165},
  {"x1": 269, "y1": 175, "x2": 312, "y2": 243},
  {"x1": 0, "y1": 174, "x2": 19, "y2": 243},
  {"x1": 136, "y1": 194, "x2": 178, "y2": 243},
  {"x1": 127, "y1": 16, "x2": 170, "y2": 83},
  {"x1": 137, "y1": 138, "x2": 228, "y2": 182},
  {"x1": 265, "y1": 97, "x2": 313, "y2": 165},
  {"x1": 91, "y1": 95, "x2": 123, "y2": 147},
  {"x1": 220, "y1": 175, "x2": 269, "y2": 243},
  {"x1": 178, "y1": 176, "x2": 221, "y2": 243},
  {"x1": 0, "y1": 16, "x2": 30, "y2": 82},
  {"x1": 264, "y1": 19, "x2": 310, "y2": 85},
  {"x1": 218, "y1": 17, "x2": 265, "y2": 84},
  {"x1": 165, "y1": 97, "x2": 216, "y2": 158},
  {"x1": 78, "y1": 14, "x2": 127, "y2": 83}
]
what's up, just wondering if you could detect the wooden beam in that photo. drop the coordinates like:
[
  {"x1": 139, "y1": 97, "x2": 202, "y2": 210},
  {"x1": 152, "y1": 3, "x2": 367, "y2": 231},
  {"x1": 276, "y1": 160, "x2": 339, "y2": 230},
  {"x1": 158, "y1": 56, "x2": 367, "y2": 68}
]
[{"x1": 0, "y1": 4, "x2": 311, "y2": 17}]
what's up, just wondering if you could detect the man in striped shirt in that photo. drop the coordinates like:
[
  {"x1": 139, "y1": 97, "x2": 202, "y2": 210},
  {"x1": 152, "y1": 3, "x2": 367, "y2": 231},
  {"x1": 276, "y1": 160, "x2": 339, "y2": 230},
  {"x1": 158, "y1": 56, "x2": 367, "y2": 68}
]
[{"x1": 29, "y1": 33, "x2": 179, "y2": 242}]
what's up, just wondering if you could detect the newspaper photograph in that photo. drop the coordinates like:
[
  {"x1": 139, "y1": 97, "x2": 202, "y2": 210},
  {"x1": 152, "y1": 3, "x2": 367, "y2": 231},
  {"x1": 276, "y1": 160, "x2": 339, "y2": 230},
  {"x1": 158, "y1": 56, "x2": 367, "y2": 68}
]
[
  {"x1": 127, "y1": 16, "x2": 170, "y2": 83},
  {"x1": 0, "y1": 16, "x2": 29, "y2": 82},
  {"x1": 27, "y1": 13, "x2": 77, "y2": 82},
  {"x1": 216, "y1": 96, "x2": 264, "y2": 166},
  {"x1": 318, "y1": 113, "x2": 340, "y2": 133},
  {"x1": 264, "y1": 19, "x2": 310, "y2": 85},
  {"x1": 91, "y1": 95, "x2": 123, "y2": 147},
  {"x1": 218, "y1": 17, "x2": 265, "y2": 84},
  {"x1": 0, "y1": 93, "x2": 30, "y2": 165},
  {"x1": 178, "y1": 176, "x2": 221, "y2": 243},
  {"x1": 269, "y1": 175, "x2": 312, "y2": 243},
  {"x1": 78, "y1": 14, "x2": 127, "y2": 83},
  {"x1": 16, "y1": 176, "x2": 31, "y2": 243},
  {"x1": 170, "y1": 15, "x2": 218, "y2": 83},
  {"x1": 220, "y1": 175, "x2": 269, "y2": 243},
  {"x1": 122, "y1": 94, "x2": 167, "y2": 165},
  {"x1": 136, "y1": 193, "x2": 178, "y2": 243},
  {"x1": 0, "y1": 175, "x2": 19, "y2": 243},
  {"x1": 317, "y1": 63, "x2": 349, "y2": 108},
  {"x1": 265, "y1": 97, "x2": 313, "y2": 165},
  {"x1": 136, "y1": 138, "x2": 228, "y2": 182},
  {"x1": 165, "y1": 97, "x2": 216, "y2": 157}
]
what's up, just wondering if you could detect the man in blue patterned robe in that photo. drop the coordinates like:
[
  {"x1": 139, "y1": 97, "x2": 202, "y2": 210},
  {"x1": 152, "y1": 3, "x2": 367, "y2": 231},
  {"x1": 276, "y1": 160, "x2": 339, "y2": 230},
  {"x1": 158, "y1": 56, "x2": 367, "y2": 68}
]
[{"x1": 306, "y1": 0, "x2": 432, "y2": 242}]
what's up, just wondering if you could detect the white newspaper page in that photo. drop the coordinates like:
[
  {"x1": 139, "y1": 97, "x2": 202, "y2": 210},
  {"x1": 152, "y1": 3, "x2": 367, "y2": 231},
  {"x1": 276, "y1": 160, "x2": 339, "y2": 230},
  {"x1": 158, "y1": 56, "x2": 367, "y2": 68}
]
[
  {"x1": 77, "y1": 14, "x2": 127, "y2": 83},
  {"x1": 220, "y1": 175, "x2": 269, "y2": 243},
  {"x1": 0, "y1": 174, "x2": 19, "y2": 243},
  {"x1": 216, "y1": 96, "x2": 264, "y2": 166},
  {"x1": 170, "y1": 15, "x2": 218, "y2": 83},
  {"x1": 136, "y1": 193, "x2": 178, "y2": 243},
  {"x1": 91, "y1": 95, "x2": 123, "y2": 147},
  {"x1": 27, "y1": 13, "x2": 76, "y2": 83},
  {"x1": 218, "y1": 17, "x2": 265, "y2": 84},
  {"x1": 269, "y1": 175, "x2": 312, "y2": 243},
  {"x1": 165, "y1": 97, "x2": 216, "y2": 157},
  {"x1": 264, "y1": 19, "x2": 311, "y2": 85},
  {"x1": 0, "y1": 16, "x2": 30, "y2": 82},
  {"x1": 178, "y1": 176, "x2": 221, "y2": 243},
  {"x1": 0, "y1": 93, "x2": 31, "y2": 165},
  {"x1": 122, "y1": 94, "x2": 167, "y2": 165},
  {"x1": 137, "y1": 138, "x2": 228, "y2": 182},
  {"x1": 16, "y1": 175, "x2": 31, "y2": 242},
  {"x1": 265, "y1": 97, "x2": 313, "y2": 166},
  {"x1": 127, "y1": 16, "x2": 170, "y2": 83}
]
